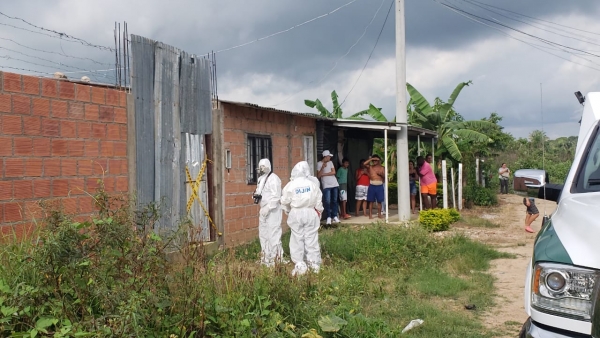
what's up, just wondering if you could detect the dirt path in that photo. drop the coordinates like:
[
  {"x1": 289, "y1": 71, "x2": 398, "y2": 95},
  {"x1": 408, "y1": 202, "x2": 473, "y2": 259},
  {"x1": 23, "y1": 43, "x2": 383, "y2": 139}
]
[{"x1": 452, "y1": 194, "x2": 557, "y2": 337}]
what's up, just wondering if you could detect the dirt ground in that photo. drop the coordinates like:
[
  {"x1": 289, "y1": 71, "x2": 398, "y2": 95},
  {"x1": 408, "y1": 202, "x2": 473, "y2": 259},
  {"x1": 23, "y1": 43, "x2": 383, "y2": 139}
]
[{"x1": 452, "y1": 194, "x2": 558, "y2": 337}]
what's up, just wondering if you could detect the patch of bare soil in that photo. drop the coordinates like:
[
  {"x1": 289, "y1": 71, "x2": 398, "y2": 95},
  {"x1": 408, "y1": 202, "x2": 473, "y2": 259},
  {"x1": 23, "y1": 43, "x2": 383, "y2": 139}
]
[{"x1": 451, "y1": 194, "x2": 557, "y2": 337}]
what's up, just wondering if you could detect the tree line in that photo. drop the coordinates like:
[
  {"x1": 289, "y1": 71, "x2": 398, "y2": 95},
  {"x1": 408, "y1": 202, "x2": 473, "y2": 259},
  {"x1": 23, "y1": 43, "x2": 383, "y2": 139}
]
[{"x1": 305, "y1": 82, "x2": 577, "y2": 185}]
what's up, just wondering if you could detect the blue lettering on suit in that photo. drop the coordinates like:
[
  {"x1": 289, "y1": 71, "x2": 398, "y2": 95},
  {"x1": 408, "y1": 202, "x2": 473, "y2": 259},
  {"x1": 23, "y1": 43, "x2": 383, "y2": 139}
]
[{"x1": 295, "y1": 186, "x2": 311, "y2": 194}]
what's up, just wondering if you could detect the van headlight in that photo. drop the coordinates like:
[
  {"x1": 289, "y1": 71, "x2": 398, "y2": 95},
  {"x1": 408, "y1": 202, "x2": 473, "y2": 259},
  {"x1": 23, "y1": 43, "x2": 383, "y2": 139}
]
[{"x1": 532, "y1": 262, "x2": 598, "y2": 320}]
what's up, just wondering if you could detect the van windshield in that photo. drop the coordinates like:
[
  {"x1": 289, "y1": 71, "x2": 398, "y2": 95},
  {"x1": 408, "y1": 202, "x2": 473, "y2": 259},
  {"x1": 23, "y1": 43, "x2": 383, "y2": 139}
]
[{"x1": 574, "y1": 125, "x2": 600, "y2": 193}]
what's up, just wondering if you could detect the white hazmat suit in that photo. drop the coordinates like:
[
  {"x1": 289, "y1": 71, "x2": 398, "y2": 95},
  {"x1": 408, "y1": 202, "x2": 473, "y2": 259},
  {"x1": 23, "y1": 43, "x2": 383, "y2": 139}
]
[
  {"x1": 254, "y1": 159, "x2": 284, "y2": 267},
  {"x1": 280, "y1": 161, "x2": 324, "y2": 276}
]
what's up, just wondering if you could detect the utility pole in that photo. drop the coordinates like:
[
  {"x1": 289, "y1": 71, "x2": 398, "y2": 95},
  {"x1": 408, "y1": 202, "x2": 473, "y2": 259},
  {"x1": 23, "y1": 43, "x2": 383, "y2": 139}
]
[{"x1": 395, "y1": 0, "x2": 411, "y2": 221}]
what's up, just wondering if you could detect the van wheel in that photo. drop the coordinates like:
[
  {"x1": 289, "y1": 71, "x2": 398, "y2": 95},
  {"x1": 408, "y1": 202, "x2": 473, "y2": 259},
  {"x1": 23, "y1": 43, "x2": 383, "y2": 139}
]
[
  {"x1": 518, "y1": 317, "x2": 531, "y2": 338},
  {"x1": 518, "y1": 325, "x2": 526, "y2": 338}
]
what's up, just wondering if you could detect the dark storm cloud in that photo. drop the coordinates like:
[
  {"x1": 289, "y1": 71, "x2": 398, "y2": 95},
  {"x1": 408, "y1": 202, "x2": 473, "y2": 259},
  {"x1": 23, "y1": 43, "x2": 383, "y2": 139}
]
[
  {"x1": 1, "y1": 0, "x2": 599, "y2": 138},
  {"x1": 1, "y1": 0, "x2": 596, "y2": 78}
]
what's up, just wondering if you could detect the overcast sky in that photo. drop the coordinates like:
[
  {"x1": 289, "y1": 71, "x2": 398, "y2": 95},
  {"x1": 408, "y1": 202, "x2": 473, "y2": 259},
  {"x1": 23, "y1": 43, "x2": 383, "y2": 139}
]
[{"x1": 2, "y1": 0, "x2": 600, "y2": 139}]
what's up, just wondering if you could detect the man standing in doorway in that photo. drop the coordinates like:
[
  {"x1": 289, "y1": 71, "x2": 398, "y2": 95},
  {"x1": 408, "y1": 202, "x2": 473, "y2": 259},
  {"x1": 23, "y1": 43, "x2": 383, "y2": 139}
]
[
  {"x1": 317, "y1": 150, "x2": 340, "y2": 225},
  {"x1": 498, "y1": 163, "x2": 510, "y2": 194},
  {"x1": 363, "y1": 155, "x2": 385, "y2": 219}
]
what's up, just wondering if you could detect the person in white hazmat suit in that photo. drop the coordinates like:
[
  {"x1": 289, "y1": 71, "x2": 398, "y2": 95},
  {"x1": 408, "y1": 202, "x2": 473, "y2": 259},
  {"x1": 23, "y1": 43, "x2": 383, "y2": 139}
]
[
  {"x1": 280, "y1": 161, "x2": 324, "y2": 276},
  {"x1": 253, "y1": 159, "x2": 284, "y2": 267}
]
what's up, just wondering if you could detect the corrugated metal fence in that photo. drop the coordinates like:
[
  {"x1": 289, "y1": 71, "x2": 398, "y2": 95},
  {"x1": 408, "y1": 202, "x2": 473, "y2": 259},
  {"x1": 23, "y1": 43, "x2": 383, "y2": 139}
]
[{"x1": 130, "y1": 34, "x2": 213, "y2": 240}]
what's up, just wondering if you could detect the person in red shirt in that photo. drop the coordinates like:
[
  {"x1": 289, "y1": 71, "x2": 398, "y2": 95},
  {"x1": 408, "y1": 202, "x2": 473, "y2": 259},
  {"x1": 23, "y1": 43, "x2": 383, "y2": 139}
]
[
  {"x1": 354, "y1": 159, "x2": 370, "y2": 217},
  {"x1": 417, "y1": 156, "x2": 437, "y2": 210}
]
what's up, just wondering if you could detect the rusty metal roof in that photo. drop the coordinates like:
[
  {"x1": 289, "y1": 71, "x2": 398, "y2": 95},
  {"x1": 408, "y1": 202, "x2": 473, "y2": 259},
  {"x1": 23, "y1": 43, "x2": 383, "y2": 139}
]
[
  {"x1": 218, "y1": 99, "x2": 437, "y2": 138},
  {"x1": 219, "y1": 99, "x2": 336, "y2": 121}
]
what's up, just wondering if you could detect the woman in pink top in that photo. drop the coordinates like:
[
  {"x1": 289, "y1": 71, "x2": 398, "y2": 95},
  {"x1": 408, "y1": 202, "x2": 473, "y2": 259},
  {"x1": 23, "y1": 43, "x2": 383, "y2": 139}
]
[{"x1": 417, "y1": 156, "x2": 437, "y2": 210}]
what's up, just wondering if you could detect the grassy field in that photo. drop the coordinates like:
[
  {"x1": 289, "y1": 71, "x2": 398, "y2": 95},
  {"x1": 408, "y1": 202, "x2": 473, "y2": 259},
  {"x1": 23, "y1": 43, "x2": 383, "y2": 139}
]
[
  {"x1": 0, "y1": 192, "x2": 511, "y2": 337},
  {"x1": 233, "y1": 222, "x2": 512, "y2": 337}
]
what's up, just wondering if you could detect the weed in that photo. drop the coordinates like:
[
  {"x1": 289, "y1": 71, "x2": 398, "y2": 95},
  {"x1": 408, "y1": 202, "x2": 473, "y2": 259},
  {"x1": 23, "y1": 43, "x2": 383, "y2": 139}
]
[
  {"x1": 460, "y1": 216, "x2": 501, "y2": 228},
  {"x1": 505, "y1": 320, "x2": 522, "y2": 326},
  {"x1": 0, "y1": 183, "x2": 508, "y2": 337}
]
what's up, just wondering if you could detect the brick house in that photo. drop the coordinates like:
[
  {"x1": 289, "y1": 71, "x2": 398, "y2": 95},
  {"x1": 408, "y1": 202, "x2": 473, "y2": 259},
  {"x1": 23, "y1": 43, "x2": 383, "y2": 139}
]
[
  {"x1": 209, "y1": 100, "x2": 329, "y2": 246},
  {"x1": 207, "y1": 100, "x2": 437, "y2": 248}
]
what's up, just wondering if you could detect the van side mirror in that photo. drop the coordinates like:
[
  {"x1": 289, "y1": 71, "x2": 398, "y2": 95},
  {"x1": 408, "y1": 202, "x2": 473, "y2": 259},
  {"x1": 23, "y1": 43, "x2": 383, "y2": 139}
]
[{"x1": 538, "y1": 183, "x2": 563, "y2": 202}]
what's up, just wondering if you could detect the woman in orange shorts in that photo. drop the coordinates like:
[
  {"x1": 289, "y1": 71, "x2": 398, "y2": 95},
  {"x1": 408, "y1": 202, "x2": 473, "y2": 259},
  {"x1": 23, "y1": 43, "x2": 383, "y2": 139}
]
[{"x1": 417, "y1": 156, "x2": 437, "y2": 210}]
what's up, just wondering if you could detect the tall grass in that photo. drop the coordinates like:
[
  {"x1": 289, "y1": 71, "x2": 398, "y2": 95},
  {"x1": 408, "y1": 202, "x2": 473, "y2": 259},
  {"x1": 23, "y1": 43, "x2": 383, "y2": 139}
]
[{"x1": 0, "y1": 187, "x2": 510, "y2": 337}]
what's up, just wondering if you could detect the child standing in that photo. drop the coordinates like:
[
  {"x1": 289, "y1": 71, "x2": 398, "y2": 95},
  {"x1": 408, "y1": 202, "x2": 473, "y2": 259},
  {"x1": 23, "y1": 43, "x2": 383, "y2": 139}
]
[
  {"x1": 355, "y1": 159, "x2": 369, "y2": 217},
  {"x1": 523, "y1": 197, "x2": 539, "y2": 233},
  {"x1": 336, "y1": 158, "x2": 352, "y2": 219}
]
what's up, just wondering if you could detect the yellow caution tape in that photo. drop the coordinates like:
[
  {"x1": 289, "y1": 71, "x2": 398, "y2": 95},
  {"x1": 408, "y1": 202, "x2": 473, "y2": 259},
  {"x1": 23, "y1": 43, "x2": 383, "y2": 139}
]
[{"x1": 185, "y1": 158, "x2": 221, "y2": 236}]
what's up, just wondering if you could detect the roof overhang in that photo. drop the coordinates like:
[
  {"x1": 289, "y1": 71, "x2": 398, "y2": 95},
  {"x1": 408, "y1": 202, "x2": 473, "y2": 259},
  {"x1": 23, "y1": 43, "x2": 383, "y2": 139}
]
[{"x1": 333, "y1": 119, "x2": 437, "y2": 140}]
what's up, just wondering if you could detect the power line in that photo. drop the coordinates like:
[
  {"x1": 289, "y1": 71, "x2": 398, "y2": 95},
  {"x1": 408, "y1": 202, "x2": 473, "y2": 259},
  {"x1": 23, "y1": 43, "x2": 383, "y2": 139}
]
[
  {"x1": 467, "y1": 0, "x2": 600, "y2": 37},
  {"x1": 340, "y1": 0, "x2": 394, "y2": 107},
  {"x1": 437, "y1": 1, "x2": 600, "y2": 58},
  {"x1": 443, "y1": 0, "x2": 600, "y2": 67},
  {"x1": 462, "y1": 0, "x2": 600, "y2": 44},
  {"x1": 209, "y1": 0, "x2": 362, "y2": 55},
  {"x1": 434, "y1": 0, "x2": 600, "y2": 72},
  {"x1": 439, "y1": 0, "x2": 600, "y2": 70},
  {"x1": 457, "y1": 0, "x2": 600, "y2": 47},
  {"x1": 270, "y1": 0, "x2": 388, "y2": 107},
  {"x1": 0, "y1": 11, "x2": 114, "y2": 51}
]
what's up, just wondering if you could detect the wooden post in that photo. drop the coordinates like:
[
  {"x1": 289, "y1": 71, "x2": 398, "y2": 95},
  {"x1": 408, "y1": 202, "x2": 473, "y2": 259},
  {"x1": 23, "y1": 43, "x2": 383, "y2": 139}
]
[
  {"x1": 384, "y1": 129, "x2": 389, "y2": 224},
  {"x1": 418, "y1": 136, "x2": 422, "y2": 211},
  {"x1": 451, "y1": 167, "x2": 456, "y2": 209},
  {"x1": 442, "y1": 160, "x2": 448, "y2": 209},
  {"x1": 476, "y1": 157, "x2": 480, "y2": 185},
  {"x1": 458, "y1": 163, "x2": 463, "y2": 210}
]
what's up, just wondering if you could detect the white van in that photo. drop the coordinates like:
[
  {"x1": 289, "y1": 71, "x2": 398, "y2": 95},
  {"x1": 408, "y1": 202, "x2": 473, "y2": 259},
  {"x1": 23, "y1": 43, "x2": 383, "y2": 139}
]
[{"x1": 520, "y1": 92, "x2": 600, "y2": 337}]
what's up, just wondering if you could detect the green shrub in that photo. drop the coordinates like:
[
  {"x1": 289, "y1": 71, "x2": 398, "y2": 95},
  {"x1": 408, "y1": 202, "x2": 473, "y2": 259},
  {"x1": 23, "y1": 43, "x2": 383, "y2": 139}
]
[
  {"x1": 448, "y1": 208, "x2": 460, "y2": 222},
  {"x1": 419, "y1": 208, "x2": 461, "y2": 232},
  {"x1": 464, "y1": 185, "x2": 498, "y2": 206}
]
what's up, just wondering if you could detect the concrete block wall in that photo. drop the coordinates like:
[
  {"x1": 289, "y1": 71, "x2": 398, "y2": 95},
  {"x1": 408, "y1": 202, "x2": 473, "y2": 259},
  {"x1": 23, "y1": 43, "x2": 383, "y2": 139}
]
[
  {"x1": 220, "y1": 102, "x2": 316, "y2": 246},
  {"x1": 0, "y1": 71, "x2": 128, "y2": 238}
]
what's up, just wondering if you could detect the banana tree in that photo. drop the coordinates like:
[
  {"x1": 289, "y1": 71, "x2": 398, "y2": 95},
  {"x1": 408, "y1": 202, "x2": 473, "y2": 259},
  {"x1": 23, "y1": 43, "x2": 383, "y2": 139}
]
[
  {"x1": 406, "y1": 81, "x2": 494, "y2": 162},
  {"x1": 353, "y1": 100, "x2": 417, "y2": 122},
  {"x1": 305, "y1": 90, "x2": 368, "y2": 119}
]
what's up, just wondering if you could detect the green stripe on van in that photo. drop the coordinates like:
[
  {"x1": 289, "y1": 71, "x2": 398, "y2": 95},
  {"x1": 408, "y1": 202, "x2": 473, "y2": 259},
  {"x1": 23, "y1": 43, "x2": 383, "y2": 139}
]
[{"x1": 533, "y1": 220, "x2": 573, "y2": 265}]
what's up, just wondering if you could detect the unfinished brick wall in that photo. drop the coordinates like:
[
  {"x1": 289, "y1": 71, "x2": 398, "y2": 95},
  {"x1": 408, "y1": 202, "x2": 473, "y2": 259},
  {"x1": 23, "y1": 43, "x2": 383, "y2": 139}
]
[
  {"x1": 220, "y1": 102, "x2": 316, "y2": 246},
  {"x1": 0, "y1": 71, "x2": 128, "y2": 238}
]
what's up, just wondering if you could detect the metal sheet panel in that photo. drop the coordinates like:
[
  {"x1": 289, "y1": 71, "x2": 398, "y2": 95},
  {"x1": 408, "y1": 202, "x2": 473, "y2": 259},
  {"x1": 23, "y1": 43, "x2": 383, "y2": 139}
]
[
  {"x1": 130, "y1": 34, "x2": 213, "y2": 234},
  {"x1": 130, "y1": 35, "x2": 156, "y2": 209},
  {"x1": 184, "y1": 133, "x2": 210, "y2": 241},
  {"x1": 180, "y1": 52, "x2": 213, "y2": 135},
  {"x1": 154, "y1": 42, "x2": 181, "y2": 231}
]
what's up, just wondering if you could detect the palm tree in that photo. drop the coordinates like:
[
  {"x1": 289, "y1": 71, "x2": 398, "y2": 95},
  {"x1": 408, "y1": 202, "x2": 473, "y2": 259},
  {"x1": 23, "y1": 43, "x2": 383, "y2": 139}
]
[
  {"x1": 304, "y1": 90, "x2": 368, "y2": 119},
  {"x1": 529, "y1": 130, "x2": 548, "y2": 150},
  {"x1": 406, "y1": 81, "x2": 493, "y2": 162}
]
